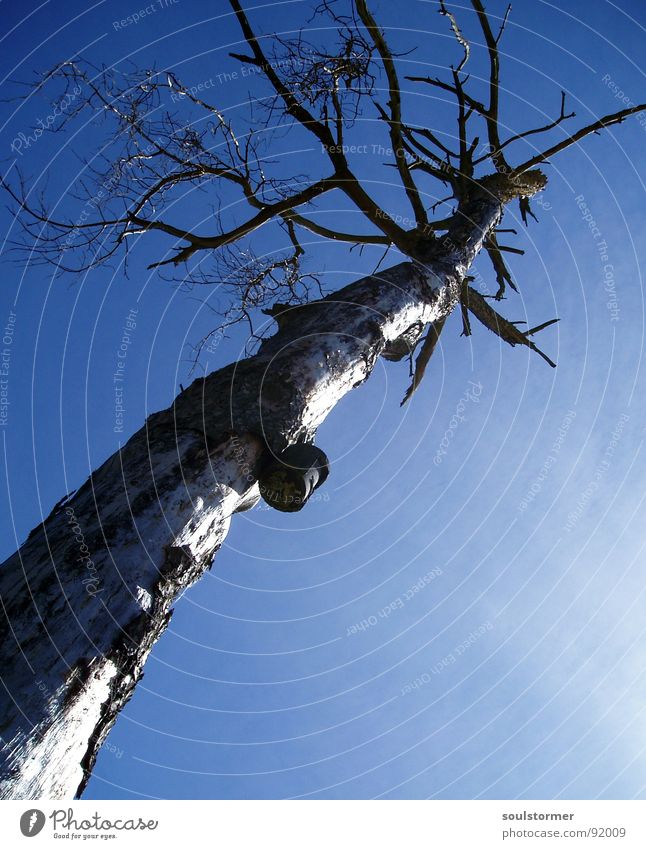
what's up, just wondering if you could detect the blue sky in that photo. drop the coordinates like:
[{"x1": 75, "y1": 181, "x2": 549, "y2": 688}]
[{"x1": 1, "y1": 0, "x2": 646, "y2": 799}]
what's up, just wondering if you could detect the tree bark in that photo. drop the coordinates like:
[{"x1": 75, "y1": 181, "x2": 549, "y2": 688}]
[{"x1": 0, "y1": 191, "x2": 503, "y2": 799}]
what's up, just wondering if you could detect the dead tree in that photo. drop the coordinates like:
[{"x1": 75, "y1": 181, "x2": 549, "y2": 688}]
[{"x1": 0, "y1": 0, "x2": 643, "y2": 799}]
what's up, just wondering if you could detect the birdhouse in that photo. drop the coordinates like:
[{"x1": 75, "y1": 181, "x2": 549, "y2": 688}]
[{"x1": 259, "y1": 443, "x2": 330, "y2": 513}]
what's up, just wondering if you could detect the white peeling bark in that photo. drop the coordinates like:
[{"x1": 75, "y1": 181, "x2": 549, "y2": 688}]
[{"x1": 0, "y1": 191, "x2": 504, "y2": 799}]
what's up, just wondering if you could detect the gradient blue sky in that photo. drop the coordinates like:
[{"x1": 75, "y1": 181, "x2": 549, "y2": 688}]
[{"x1": 1, "y1": 0, "x2": 646, "y2": 800}]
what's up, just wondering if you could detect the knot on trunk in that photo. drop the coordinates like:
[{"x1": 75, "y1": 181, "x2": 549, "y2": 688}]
[
  {"x1": 258, "y1": 443, "x2": 330, "y2": 512},
  {"x1": 381, "y1": 321, "x2": 425, "y2": 361},
  {"x1": 479, "y1": 168, "x2": 547, "y2": 203}
]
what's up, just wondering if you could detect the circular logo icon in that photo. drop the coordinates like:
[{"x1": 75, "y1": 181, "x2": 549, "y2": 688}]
[{"x1": 20, "y1": 809, "x2": 46, "y2": 837}]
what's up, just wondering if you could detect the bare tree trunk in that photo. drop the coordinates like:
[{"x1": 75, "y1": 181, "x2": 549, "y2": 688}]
[{"x1": 0, "y1": 194, "x2": 502, "y2": 799}]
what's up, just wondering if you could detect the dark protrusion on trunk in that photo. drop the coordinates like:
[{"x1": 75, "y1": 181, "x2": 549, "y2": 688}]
[
  {"x1": 381, "y1": 320, "x2": 425, "y2": 362},
  {"x1": 259, "y1": 444, "x2": 330, "y2": 512}
]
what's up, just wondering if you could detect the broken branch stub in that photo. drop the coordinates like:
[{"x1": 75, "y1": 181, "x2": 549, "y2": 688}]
[{"x1": 259, "y1": 444, "x2": 330, "y2": 512}]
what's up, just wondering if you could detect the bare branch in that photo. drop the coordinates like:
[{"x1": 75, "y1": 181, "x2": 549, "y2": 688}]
[
  {"x1": 399, "y1": 137, "x2": 458, "y2": 187},
  {"x1": 355, "y1": 0, "x2": 428, "y2": 225},
  {"x1": 405, "y1": 75, "x2": 487, "y2": 117},
  {"x1": 439, "y1": 1, "x2": 470, "y2": 73},
  {"x1": 146, "y1": 176, "x2": 339, "y2": 268},
  {"x1": 525, "y1": 317, "x2": 559, "y2": 336},
  {"x1": 495, "y1": 4, "x2": 512, "y2": 44},
  {"x1": 474, "y1": 91, "x2": 576, "y2": 165},
  {"x1": 452, "y1": 68, "x2": 475, "y2": 190},
  {"x1": 282, "y1": 211, "x2": 390, "y2": 245},
  {"x1": 513, "y1": 103, "x2": 646, "y2": 174},
  {"x1": 470, "y1": 0, "x2": 509, "y2": 171},
  {"x1": 404, "y1": 123, "x2": 460, "y2": 162},
  {"x1": 463, "y1": 285, "x2": 557, "y2": 367},
  {"x1": 400, "y1": 317, "x2": 447, "y2": 405},
  {"x1": 483, "y1": 232, "x2": 518, "y2": 299},
  {"x1": 228, "y1": 0, "x2": 413, "y2": 244},
  {"x1": 229, "y1": 0, "x2": 335, "y2": 149},
  {"x1": 519, "y1": 195, "x2": 539, "y2": 226},
  {"x1": 2, "y1": 0, "x2": 640, "y2": 387}
]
